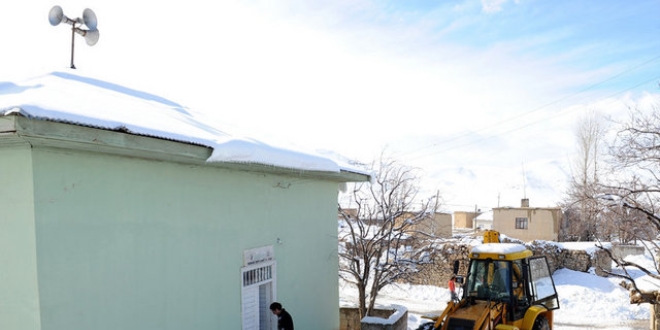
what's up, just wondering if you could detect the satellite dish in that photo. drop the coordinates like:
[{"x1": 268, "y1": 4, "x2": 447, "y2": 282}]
[
  {"x1": 84, "y1": 29, "x2": 100, "y2": 46},
  {"x1": 48, "y1": 5, "x2": 64, "y2": 26},
  {"x1": 82, "y1": 8, "x2": 97, "y2": 30}
]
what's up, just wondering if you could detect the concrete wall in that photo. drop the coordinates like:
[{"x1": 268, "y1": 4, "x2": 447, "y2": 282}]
[
  {"x1": 340, "y1": 307, "x2": 407, "y2": 330},
  {"x1": 340, "y1": 308, "x2": 362, "y2": 330},
  {"x1": 4, "y1": 143, "x2": 343, "y2": 330},
  {"x1": 611, "y1": 243, "x2": 645, "y2": 260},
  {"x1": 361, "y1": 307, "x2": 408, "y2": 330}
]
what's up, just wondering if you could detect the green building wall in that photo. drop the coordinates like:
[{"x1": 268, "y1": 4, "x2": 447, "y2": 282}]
[
  {"x1": 2, "y1": 141, "x2": 343, "y2": 329},
  {"x1": 0, "y1": 145, "x2": 41, "y2": 330}
]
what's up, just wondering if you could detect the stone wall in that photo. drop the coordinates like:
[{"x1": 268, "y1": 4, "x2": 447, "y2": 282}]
[
  {"x1": 406, "y1": 244, "x2": 470, "y2": 287},
  {"x1": 404, "y1": 239, "x2": 614, "y2": 288},
  {"x1": 560, "y1": 247, "x2": 612, "y2": 276}
]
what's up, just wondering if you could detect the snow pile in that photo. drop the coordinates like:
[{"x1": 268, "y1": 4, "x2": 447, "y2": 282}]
[
  {"x1": 636, "y1": 275, "x2": 660, "y2": 295},
  {"x1": 471, "y1": 243, "x2": 528, "y2": 254},
  {"x1": 553, "y1": 268, "x2": 649, "y2": 327},
  {"x1": 360, "y1": 304, "x2": 408, "y2": 325}
]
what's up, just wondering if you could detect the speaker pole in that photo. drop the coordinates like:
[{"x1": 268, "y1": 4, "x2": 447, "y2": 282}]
[
  {"x1": 49, "y1": 6, "x2": 99, "y2": 69},
  {"x1": 70, "y1": 24, "x2": 76, "y2": 69}
]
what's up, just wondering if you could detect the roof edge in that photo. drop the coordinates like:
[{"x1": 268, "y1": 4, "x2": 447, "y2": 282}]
[{"x1": 5, "y1": 115, "x2": 370, "y2": 182}]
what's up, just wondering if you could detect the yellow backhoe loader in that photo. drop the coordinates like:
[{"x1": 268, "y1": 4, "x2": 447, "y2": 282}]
[{"x1": 418, "y1": 231, "x2": 560, "y2": 330}]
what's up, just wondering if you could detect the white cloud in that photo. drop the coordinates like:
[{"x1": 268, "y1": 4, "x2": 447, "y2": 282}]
[{"x1": 481, "y1": 0, "x2": 509, "y2": 13}]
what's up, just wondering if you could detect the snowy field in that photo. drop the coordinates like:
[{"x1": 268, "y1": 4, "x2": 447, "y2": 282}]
[{"x1": 340, "y1": 248, "x2": 655, "y2": 330}]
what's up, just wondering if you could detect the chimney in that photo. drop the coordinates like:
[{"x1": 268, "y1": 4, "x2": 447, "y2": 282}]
[{"x1": 521, "y1": 198, "x2": 529, "y2": 207}]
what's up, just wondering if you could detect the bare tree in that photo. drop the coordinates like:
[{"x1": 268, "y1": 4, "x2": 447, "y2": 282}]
[
  {"x1": 593, "y1": 106, "x2": 660, "y2": 303},
  {"x1": 338, "y1": 155, "x2": 442, "y2": 318},
  {"x1": 562, "y1": 110, "x2": 608, "y2": 241},
  {"x1": 601, "y1": 107, "x2": 660, "y2": 239}
]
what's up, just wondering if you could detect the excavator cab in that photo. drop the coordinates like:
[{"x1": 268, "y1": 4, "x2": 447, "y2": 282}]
[{"x1": 465, "y1": 259, "x2": 512, "y2": 302}]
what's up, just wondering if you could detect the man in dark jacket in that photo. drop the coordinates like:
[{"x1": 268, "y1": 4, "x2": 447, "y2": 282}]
[{"x1": 270, "y1": 302, "x2": 294, "y2": 330}]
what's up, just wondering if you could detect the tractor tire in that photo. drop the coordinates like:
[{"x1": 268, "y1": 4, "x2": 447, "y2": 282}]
[
  {"x1": 416, "y1": 321, "x2": 436, "y2": 330},
  {"x1": 532, "y1": 315, "x2": 550, "y2": 330}
]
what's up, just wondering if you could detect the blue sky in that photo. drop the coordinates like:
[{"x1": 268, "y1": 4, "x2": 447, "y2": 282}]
[{"x1": 2, "y1": 0, "x2": 660, "y2": 211}]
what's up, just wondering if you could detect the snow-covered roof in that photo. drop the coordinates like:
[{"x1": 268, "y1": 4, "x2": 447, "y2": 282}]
[
  {"x1": 471, "y1": 243, "x2": 528, "y2": 254},
  {"x1": 0, "y1": 71, "x2": 368, "y2": 177},
  {"x1": 475, "y1": 209, "x2": 493, "y2": 220}
]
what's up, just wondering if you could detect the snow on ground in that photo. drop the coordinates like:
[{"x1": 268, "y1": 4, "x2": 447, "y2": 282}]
[
  {"x1": 340, "y1": 245, "x2": 656, "y2": 330},
  {"x1": 553, "y1": 267, "x2": 649, "y2": 329}
]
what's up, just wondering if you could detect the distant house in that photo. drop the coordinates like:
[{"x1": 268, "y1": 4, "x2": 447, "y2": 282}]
[
  {"x1": 475, "y1": 209, "x2": 493, "y2": 230},
  {"x1": 406, "y1": 211, "x2": 453, "y2": 238},
  {"x1": 454, "y1": 211, "x2": 479, "y2": 229},
  {"x1": 0, "y1": 71, "x2": 370, "y2": 330},
  {"x1": 492, "y1": 198, "x2": 562, "y2": 241},
  {"x1": 339, "y1": 210, "x2": 452, "y2": 238}
]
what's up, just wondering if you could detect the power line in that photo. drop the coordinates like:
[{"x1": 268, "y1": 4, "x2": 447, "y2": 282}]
[
  {"x1": 396, "y1": 54, "x2": 660, "y2": 161},
  {"x1": 422, "y1": 73, "x2": 660, "y2": 160}
]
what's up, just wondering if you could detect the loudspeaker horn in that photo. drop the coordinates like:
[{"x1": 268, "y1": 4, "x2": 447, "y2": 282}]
[
  {"x1": 82, "y1": 8, "x2": 97, "y2": 30},
  {"x1": 84, "y1": 29, "x2": 100, "y2": 46},
  {"x1": 48, "y1": 5, "x2": 65, "y2": 26}
]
